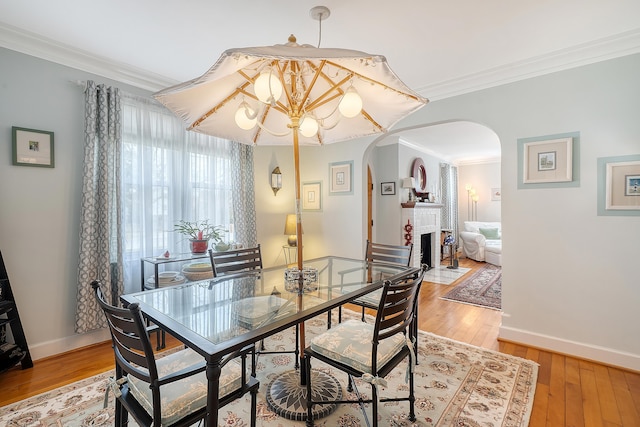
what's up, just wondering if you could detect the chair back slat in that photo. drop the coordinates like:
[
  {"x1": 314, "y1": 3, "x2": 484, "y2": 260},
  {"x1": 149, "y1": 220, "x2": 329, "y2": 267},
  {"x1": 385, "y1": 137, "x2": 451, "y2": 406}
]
[
  {"x1": 113, "y1": 336, "x2": 149, "y2": 368},
  {"x1": 92, "y1": 281, "x2": 158, "y2": 382},
  {"x1": 374, "y1": 265, "x2": 427, "y2": 343},
  {"x1": 209, "y1": 245, "x2": 263, "y2": 277},
  {"x1": 367, "y1": 240, "x2": 413, "y2": 267}
]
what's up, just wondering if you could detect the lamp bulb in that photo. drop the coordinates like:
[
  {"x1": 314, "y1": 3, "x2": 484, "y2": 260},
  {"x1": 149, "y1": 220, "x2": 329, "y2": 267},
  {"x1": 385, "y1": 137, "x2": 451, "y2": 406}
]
[
  {"x1": 299, "y1": 115, "x2": 319, "y2": 137},
  {"x1": 234, "y1": 102, "x2": 257, "y2": 130},
  {"x1": 338, "y1": 86, "x2": 363, "y2": 118},
  {"x1": 254, "y1": 70, "x2": 283, "y2": 105}
]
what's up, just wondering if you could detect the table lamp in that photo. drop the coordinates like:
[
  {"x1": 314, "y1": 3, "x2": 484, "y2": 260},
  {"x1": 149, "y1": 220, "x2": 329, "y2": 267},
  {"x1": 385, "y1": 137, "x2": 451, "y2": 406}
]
[
  {"x1": 402, "y1": 177, "x2": 415, "y2": 202},
  {"x1": 284, "y1": 214, "x2": 302, "y2": 246}
]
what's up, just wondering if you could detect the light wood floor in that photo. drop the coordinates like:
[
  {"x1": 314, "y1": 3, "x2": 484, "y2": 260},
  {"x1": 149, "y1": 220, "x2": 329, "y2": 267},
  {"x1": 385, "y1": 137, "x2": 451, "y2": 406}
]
[{"x1": 1, "y1": 258, "x2": 639, "y2": 426}]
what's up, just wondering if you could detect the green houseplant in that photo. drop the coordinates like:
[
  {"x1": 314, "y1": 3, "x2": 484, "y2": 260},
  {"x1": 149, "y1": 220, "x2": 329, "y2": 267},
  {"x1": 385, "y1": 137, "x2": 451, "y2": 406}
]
[{"x1": 173, "y1": 220, "x2": 226, "y2": 254}]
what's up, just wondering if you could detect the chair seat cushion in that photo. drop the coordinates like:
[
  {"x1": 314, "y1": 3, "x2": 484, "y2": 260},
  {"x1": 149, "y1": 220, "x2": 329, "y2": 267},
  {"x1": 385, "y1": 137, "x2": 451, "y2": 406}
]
[
  {"x1": 127, "y1": 348, "x2": 245, "y2": 426},
  {"x1": 310, "y1": 319, "x2": 406, "y2": 374}
]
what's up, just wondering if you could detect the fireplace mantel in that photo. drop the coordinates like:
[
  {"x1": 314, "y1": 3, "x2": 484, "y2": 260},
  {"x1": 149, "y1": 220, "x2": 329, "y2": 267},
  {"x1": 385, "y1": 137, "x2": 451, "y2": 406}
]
[{"x1": 401, "y1": 204, "x2": 442, "y2": 269}]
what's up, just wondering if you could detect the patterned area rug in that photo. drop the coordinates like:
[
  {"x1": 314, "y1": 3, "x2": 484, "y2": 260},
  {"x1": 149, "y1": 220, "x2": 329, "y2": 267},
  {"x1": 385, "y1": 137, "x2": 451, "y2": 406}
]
[
  {"x1": 441, "y1": 263, "x2": 502, "y2": 310},
  {"x1": 0, "y1": 310, "x2": 535, "y2": 426}
]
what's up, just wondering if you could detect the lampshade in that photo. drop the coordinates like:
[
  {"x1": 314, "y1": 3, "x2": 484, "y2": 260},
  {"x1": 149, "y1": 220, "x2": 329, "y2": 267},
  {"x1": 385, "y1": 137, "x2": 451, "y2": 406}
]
[
  {"x1": 402, "y1": 177, "x2": 415, "y2": 189},
  {"x1": 234, "y1": 101, "x2": 257, "y2": 130},
  {"x1": 284, "y1": 214, "x2": 302, "y2": 246},
  {"x1": 254, "y1": 69, "x2": 283, "y2": 104},
  {"x1": 299, "y1": 115, "x2": 319, "y2": 137},
  {"x1": 338, "y1": 85, "x2": 363, "y2": 118}
]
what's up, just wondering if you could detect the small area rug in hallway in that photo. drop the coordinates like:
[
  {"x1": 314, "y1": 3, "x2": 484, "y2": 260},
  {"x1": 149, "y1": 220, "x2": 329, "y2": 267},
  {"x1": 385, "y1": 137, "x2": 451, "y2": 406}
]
[
  {"x1": 441, "y1": 263, "x2": 502, "y2": 310},
  {"x1": 0, "y1": 310, "x2": 534, "y2": 426}
]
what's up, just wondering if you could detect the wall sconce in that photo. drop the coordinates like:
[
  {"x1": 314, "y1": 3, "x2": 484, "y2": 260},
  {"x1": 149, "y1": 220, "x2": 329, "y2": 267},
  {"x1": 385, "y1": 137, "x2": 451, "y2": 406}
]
[
  {"x1": 284, "y1": 214, "x2": 302, "y2": 246},
  {"x1": 271, "y1": 167, "x2": 282, "y2": 195}
]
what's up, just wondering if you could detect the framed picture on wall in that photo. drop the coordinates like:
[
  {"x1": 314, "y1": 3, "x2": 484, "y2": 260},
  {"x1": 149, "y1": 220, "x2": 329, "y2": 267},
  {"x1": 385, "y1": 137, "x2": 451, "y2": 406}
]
[
  {"x1": 381, "y1": 182, "x2": 395, "y2": 195},
  {"x1": 329, "y1": 161, "x2": 353, "y2": 194},
  {"x1": 302, "y1": 181, "x2": 322, "y2": 211},
  {"x1": 523, "y1": 137, "x2": 572, "y2": 183},
  {"x1": 12, "y1": 126, "x2": 55, "y2": 168},
  {"x1": 491, "y1": 188, "x2": 501, "y2": 201},
  {"x1": 605, "y1": 160, "x2": 640, "y2": 210}
]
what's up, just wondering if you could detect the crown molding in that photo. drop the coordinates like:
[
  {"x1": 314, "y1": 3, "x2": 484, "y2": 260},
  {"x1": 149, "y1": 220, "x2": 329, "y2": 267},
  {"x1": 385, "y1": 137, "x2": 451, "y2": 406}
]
[
  {"x1": 455, "y1": 157, "x2": 501, "y2": 166},
  {"x1": 0, "y1": 22, "x2": 177, "y2": 92},
  {"x1": 2, "y1": 22, "x2": 640, "y2": 98},
  {"x1": 416, "y1": 28, "x2": 640, "y2": 101}
]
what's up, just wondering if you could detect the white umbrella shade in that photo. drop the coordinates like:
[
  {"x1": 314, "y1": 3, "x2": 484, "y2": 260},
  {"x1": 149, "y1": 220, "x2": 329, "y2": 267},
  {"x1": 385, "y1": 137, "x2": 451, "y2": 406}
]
[{"x1": 153, "y1": 36, "x2": 428, "y2": 147}]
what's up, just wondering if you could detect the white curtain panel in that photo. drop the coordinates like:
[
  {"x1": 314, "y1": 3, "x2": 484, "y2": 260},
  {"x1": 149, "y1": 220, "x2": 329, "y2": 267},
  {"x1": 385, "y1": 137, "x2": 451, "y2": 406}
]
[
  {"x1": 120, "y1": 94, "x2": 256, "y2": 294},
  {"x1": 440, "y1": 163, "x2": 459, "y2": 242}
]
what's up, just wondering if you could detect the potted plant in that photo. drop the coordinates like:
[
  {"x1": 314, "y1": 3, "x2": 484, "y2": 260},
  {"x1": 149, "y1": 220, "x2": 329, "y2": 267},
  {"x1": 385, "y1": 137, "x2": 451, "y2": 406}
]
[{"x1": 173, "y1": 220, "x2": 226, "y2": 254}]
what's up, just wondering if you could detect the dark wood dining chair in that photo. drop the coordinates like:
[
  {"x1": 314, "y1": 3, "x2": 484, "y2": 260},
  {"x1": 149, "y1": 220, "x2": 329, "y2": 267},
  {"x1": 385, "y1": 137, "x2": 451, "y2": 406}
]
[
  {"x1": 208, "y1": 245, "x2": 263, "y2": 277},
  {"x1": 91, "y1": 281, "x2": 259, "y2": 427},
  {"x1": 304, "y1": 265, "x2": 428, "y2": 427},
  {"x1": 337, "y1": 240, "x2": 414, "y2": 322}
]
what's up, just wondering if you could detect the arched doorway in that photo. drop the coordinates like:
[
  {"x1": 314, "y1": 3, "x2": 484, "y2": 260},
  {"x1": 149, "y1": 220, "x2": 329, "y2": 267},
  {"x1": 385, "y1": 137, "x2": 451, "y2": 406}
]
[{"x1": 364, "y1": 120, "x2": 501, "y2": 267}]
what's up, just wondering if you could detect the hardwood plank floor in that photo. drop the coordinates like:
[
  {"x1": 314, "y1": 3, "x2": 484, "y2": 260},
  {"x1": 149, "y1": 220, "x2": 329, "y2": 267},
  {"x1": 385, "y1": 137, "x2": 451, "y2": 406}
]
[{"x1": 1, "y1": 258, "x2": 639, "y2": 426}]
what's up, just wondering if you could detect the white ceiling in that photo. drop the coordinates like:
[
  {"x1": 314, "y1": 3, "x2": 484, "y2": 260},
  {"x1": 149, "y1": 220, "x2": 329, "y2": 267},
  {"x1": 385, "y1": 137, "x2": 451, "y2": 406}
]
[{"x1": 2, "y1": 0, "x2": 640, "y2": 163}]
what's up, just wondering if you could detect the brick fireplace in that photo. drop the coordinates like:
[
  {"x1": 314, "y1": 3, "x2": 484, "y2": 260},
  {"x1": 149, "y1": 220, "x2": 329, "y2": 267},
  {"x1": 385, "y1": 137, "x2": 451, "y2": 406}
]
[{"x1": 401, "y1": 203, "x2": 442, "y2": 269}]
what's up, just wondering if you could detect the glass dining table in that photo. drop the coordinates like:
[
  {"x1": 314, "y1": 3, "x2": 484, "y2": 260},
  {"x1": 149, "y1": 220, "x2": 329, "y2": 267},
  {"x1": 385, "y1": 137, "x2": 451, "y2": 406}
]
[{"x1": 120, "y1": 255, "x2": 411, "y2": 426}]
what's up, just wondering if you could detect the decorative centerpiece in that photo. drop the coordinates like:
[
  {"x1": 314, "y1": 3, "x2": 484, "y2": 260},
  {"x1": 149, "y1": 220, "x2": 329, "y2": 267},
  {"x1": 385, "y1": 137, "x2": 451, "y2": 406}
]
[
  {"x1": 284, "y1": 266, "x2": 318, "y2": 292},
  {"x1": 173, "y1": 220, "x2": 226, "y2": 254}
]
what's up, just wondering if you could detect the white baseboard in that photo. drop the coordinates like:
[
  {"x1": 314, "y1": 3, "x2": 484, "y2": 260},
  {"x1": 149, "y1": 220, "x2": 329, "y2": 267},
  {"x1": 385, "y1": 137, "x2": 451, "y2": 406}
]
[
  {"x1": 29, "y1": 329, "x2": 111, "y2": 361},
  {"x1": 499, "y1": 325, "x2": 640, "y2": 372}
]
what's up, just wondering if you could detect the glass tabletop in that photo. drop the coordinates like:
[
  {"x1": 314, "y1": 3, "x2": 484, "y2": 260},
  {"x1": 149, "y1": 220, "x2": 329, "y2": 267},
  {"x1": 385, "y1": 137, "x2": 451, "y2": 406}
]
[{"x1": 121, "y1": 256, "x2": 409, "y2": 358}]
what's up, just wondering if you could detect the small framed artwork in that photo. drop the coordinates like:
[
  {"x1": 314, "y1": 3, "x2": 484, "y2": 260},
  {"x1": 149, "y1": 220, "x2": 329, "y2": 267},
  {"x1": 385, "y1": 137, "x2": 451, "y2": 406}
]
[
  {"x1": 12, "y1": 126, "x2": 55, "y2": 168},
  {"x1": 605, "y1": 160, "x2": 640, "y2": 210},
  {"x1": 381, "y1": 182, "x2": 396, "y2": 195},
  {"x1": 302, "y1": 181, "x2": 322, "y2": 211},
  {"x1": 523, "y1": 137, "x2": 572, "y2": 183},
  {"x1": 538, "y1": 151, "x2": 556, "y2": 171},
  {"x1": 491, "y1": 188, "x2": 502, "y2": 201},
  {"x1": 626, "y1": 175, "x2": 640, "y2": 196},
  {"x1": 329, "y1": 161, "x2": 353, "y2": 194}
]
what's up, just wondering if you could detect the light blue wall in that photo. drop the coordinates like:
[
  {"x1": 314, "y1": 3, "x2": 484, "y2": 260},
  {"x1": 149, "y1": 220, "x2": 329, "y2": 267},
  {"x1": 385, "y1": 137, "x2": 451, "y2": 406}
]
[
  {"x1": 0, "y1": 47, "x2": 152, "y2": 357},
  {"x1": 371, "y1": 143, "x2": 401, "y2": 245}
]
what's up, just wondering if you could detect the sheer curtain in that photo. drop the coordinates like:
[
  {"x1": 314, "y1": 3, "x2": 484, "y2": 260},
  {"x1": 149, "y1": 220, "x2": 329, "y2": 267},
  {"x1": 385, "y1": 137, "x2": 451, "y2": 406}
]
[
  {"x1": 120, "y1": 93, "x2": 256, "y2": 293},
  {"x1": 440, "y1": 163, "x2": 459, "y2": 239},
  {"x1": 75, "y1": 81, "x2": 123, "y2": 333}
]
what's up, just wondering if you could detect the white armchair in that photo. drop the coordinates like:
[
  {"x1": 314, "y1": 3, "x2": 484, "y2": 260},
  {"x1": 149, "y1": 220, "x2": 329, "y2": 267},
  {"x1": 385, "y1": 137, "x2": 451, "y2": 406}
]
[{"x1": 459, "y1": 221, "x2": 502, "y2": 265}]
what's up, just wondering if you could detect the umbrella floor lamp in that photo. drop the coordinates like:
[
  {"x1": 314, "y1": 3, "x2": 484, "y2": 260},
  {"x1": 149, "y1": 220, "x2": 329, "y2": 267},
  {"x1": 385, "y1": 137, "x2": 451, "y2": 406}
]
[{"x1": 153, "y1": 7, "x2": 427, "y2": 421}]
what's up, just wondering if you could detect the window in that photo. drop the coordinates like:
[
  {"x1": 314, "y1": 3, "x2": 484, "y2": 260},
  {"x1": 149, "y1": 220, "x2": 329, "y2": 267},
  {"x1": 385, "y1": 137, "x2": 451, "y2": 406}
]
[{"x1": 120, "y1": 94, "x2": 237, "y2": 293}]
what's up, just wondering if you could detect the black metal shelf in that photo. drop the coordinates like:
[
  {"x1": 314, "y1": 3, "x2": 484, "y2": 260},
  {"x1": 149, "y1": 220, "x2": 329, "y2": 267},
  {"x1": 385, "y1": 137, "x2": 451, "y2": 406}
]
[{"x1": 0, "y1": 250, "x2": 33, "y2": 373}]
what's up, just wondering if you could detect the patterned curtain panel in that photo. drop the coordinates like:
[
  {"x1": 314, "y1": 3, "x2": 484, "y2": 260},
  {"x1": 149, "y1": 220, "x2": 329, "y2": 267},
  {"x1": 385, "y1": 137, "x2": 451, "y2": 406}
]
[
  {"x1": 440, "y1": 163, "x2": 459, "y2": 240},
  {"x1": 231, "y1": 143, "x2": 257, "y2": 248},
  {"x1": 75, "y1": 81, "x2": 123, "y2": 333}
]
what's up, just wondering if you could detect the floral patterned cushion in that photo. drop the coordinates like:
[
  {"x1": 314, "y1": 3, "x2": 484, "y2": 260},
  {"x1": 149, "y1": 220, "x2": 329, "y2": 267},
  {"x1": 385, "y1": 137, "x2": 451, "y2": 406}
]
[
  {"x1": 310, "y1": 319, "x2": 406, "y2": 374},
  {"x1": 127, "y1": 347, "x2": 245, "y2": 426}
]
